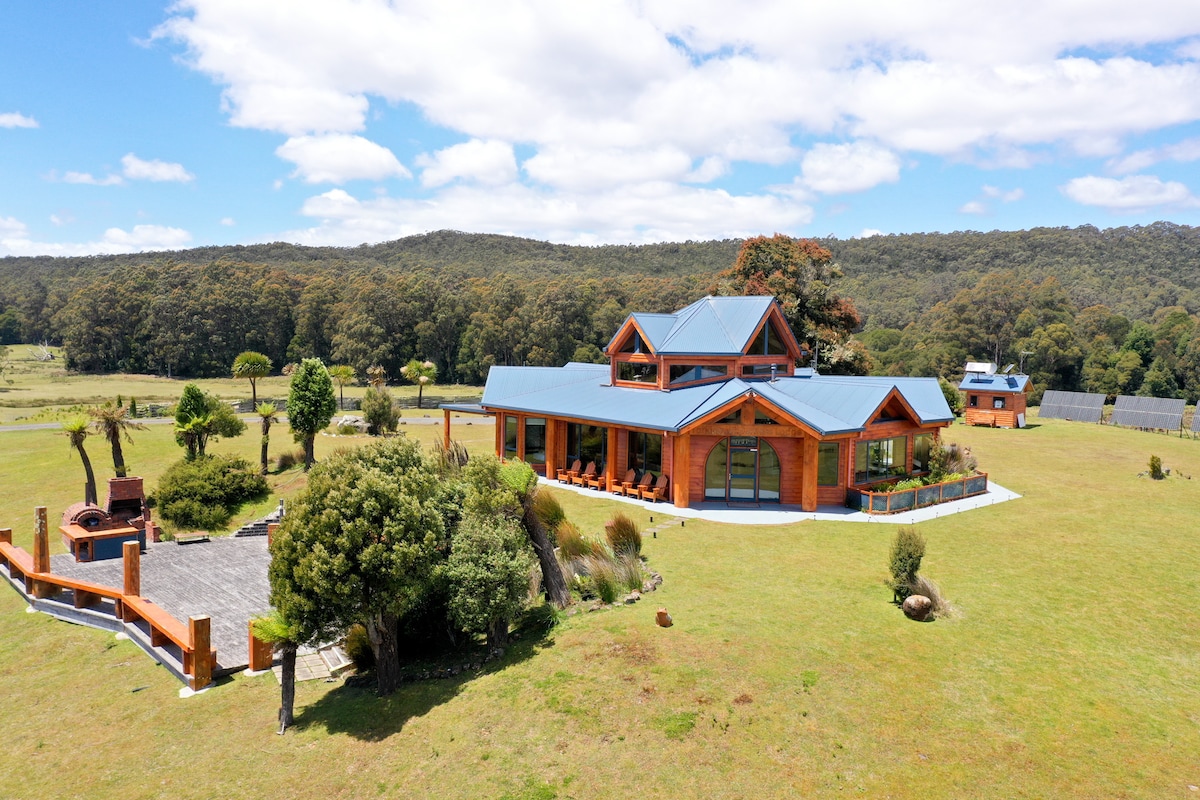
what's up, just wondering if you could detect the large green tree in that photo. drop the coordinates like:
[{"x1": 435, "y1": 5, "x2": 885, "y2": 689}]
[
  {"x1": 287, "y1": 358, "x2": 337, "y2": 471},
  {"x1": 268, "y1": 437, "x2": 451, "y2": 695},
  {"x1": 445, "y1": 514, "x2": 534, "y2": 651},
  {"x1": 174, "y1": 384, "x2": 246, "y2": 459}
]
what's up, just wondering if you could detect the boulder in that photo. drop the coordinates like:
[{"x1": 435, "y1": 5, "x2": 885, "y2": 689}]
[
  {"x1": 656, "y1": 608, "x2": 673, "y2": 627},
  {"x1": 903, "y1": 594, "x2": 933, "y2": 621}
]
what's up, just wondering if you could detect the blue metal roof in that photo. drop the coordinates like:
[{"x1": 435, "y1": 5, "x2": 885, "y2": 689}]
[
  {"x1": 610, "y1": 296, "x2": 783, "y2": 356},
  {"x1": 482, "y1": 366, "x2": 954, "y2": 436},
  {"x1": 958, "y1": 373, "x2": 1031, "y2": 393}
]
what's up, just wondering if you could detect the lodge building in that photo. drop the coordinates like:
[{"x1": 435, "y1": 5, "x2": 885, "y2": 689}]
[{"x1": 443, "y1": 296, "x2": 954, "y2": 511}]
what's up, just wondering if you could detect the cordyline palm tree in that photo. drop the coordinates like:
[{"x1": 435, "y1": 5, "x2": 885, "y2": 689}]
[
  {"x1": 62, "y1": 416, "x2": 98, "y2": 506},
  {"x1": 232, "y1": 351, "x2": 273, "y2": 408},
  {"x1": 251, "y1": 611, "x2": 302, "y2": 734},
  {"x1": 89, "y1": 402, "x2": 147, "y2": 478},
  {"x1": 256, "y1": 402, "x2": 279, "y2": 475},
  {"x1": 400, "y1": 359, "x2": 437, "y2": 409},
  {"x1": 327, "y1": 365, "x2": 356, "y2": 411}
]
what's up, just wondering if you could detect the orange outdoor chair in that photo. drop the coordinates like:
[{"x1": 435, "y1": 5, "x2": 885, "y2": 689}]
[
  {"x1": 623, "y1": 471, "x2": 654, "y2": 497},
  {"x1": 585, "y1": 464, "x2": 606, "y2": 490},
  {"x1": 572, "y1": 462, "x2": 597, "y2": 487},
  {"x1": 639, "y1": 474, "x2": 670, "y2": 503},
  {"x1": 558, "y1": 459, "x2": 582, "y2": 484},
  {"x1": 613, "y1": 469, "x2": 636, "y2": 495}
]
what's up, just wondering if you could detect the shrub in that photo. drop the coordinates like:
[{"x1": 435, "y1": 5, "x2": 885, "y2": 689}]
[
  {"x1": 343, "y1": 624, "x2": 375, "y2": 672},
  {"x1": 155, "y1": 455, "x2": 269, "y2": 531},
  {"x1": 887, "y1": 527, "x2": 925, "y2": 601},
  {"x1": 605, "y1": 511, "x2": 642, "y2": 557},
  {"x1": 906, "y1": 574, "x2": 954, "y2": 619},
  {"x1": 554, "y1": 521, "x2": 591, "y2": 560},
  {"x1": 1149, "y1": 455, "x2": 1164, "y2": 480},
  {"x1": 361, "y1": 386, "x2": 399, "y2": 435},
  {"x1": 584, "y1": 554, "x2": 621, "y2": 603},
  {"x1": 337, "y1": 423, "x2": 360, "y2": 436},
  {"x1": 518, "y1": 601, "x2": 561, "y2": 636},
  {"x1": 533, "y1": 490, "x2": 566, "y2": 534},
  {"x1": 929, "y1": 441, "x2": 976, "y2": 482},
  {"x1": 275, "y1": 447, "x2": 307, "y2": 472},
  {"x1": 616, "y1": 552, "x2": 645, "y2": 592}
]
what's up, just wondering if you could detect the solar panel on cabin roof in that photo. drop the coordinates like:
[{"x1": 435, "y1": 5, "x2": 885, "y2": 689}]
[
  {"x1": 1110, "y1": 395, "x2": 1185, "y2": 430},
  {"x1": 1038, "y1": 390, "x2": 1105, "y2": 423}
]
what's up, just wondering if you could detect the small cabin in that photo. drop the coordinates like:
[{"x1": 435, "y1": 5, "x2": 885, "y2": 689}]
[{"x1": 959, "y1": 362, "x2": 1030, "y2": 428}]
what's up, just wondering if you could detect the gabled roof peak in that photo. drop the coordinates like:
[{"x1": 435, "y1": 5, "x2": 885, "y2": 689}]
[{"x1": 611, "y1": 295, "x2": 796, "y2": 357}]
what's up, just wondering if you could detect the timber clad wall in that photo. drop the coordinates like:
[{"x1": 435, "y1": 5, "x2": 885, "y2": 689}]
[{"x1": 964, "y1": 392, "x2": 1026, "y2": 428}]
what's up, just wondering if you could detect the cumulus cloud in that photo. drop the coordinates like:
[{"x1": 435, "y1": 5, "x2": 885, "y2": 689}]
[
  {"x1": 121, "y1": 153, "x2": 195, "y2": 182},
  {"x1": 62, "y1": 171, "x2": 123, "y2": 186},
  {"x1": 982, "y1": 185, "x2": 1025, "y2": 202},
  {"x1": 800, "y1": 141, "x2": 901, "y2": 194},
  {"x1": 1108, "y1": 137, "x2": 1200, "y2": 174},
  {"x1": 0, "y1": 217, "x2": 192, "y2": 257},
  {"x1": 283, "y1": 184, "x2": 813, "y2": 246},
  {"x1": 1061, "y1": 174, "x2": 1198, "y2": 210},
  {"x1": 415, "y1": 139, "x2": 517, "y2": 187},
  {"x1": 0, "y1": 112, "x2": 37, "y2": 128},
  {"x1": 959, "y1": 201, "x2": 988, "y2": 215},
  {"x1": 276, "y1": 134, "x2": 410, "y2": 184}
]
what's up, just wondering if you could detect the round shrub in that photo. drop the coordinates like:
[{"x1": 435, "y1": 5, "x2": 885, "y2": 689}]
[
  {"x1": 155, "y1": 455, "x2": 269, "y2": 531},
  {"x1": 605, "y1": 511, "x2": 642, "y2": 557},
  {"x1": 343, "y1": 624, "x2": 375, "y2": 672},
  {"x1": 887, "y1": 527, "x2": 926, "y2": 601}
]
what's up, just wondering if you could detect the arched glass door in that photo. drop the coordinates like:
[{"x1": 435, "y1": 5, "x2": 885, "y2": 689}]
[{"x1": 703, "y1": 438, "x2": 781, "y2": 503}]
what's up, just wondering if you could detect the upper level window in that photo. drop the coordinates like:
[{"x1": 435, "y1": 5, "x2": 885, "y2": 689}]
[
  {"x1": 617, "y1": 361, "x2": 658, "y2": 384},
  {"x1": 618, "y1": 331, "x2": 645, "y2": 354},
  {"x1": 742, "y1": 363, "x2": 786, "y2": 378},
  {"x1": 716, "y1": 411, "x2": 741, "y2": 424},
  {"x1": 749, "y1": 318, "x2": 790, "y2": 356},
  {"x1": 668, "y1": 364, "x2": 727, "y2": 386},
  {"x1": 754, "y1": 409, "x2": 779, "y2": 425}
]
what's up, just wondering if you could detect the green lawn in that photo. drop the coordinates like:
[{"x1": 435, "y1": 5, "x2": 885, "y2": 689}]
[{"x1": 2, "y1": 413, "x2": 1200, "y2": 798}]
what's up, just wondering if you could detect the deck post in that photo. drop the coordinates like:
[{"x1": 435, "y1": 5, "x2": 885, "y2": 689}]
[
  {"x1": 267, "y1": 522, "x2": 279, "y2": 545},
  {"x1": 123, "y1": 540, "x2": 140, "y2": 597},
  {"x1": 31, "y1": 507, "x2": 53, "y2": 598},
  {"x1": 248, "y1": 620, "x2": 274, "y2": 672},
  {"x1": 605, "y1": 426, "x2": 620, "y2": 491},
  {"x1": 442, "y1": 409, "x2": 451, "y2": 450},
  {"x1": 545, "y1": 418, "x2": 559, "y2": 480},
  {"x1": 673, "y1": 435, "x2": 690, "y2": 507},
  {"x1": 189, "y1": 615, "x2": 213, "y2": 691},
  {"x1": 0, "y1": 528, "x2": 10, "y2": 546}
]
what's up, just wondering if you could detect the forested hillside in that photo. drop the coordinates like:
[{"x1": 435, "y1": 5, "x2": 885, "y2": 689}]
[{"x1": 2, "y1": 222, "x2": 1199, "y2": 402}]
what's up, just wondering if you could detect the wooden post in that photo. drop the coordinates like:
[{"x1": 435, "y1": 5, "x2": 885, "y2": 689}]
[
  {"x1": 31, "y1": 507, "x2": 54, "y2": 598},
  {"x1": 442, "y1": 409, "x2": 451, "y2": 450},
  {"x1": 267, "y1": 523, "x2": 279, "y2": 545},
  {"x1": 248, "y1": 620, "x2": 274, "y2": 672},
  {"x1": 123, "y1": 540, "x2": 140, "y2": 597},
  {"x1": 605, "y1": 426, "x2": 620, "y2": 491},
  {"x1": 0, "y1": 528, "x2": 10, "y2": 546},
  {"x1": 673, "y1": 435, "x2": 690, "y2": 507},
  {"x1": 495, "y1": 413, "x2": 504, "y2": 459},
  {"x1": 545, "y1": 419, "x2": 559, "y2": 480},
  {"x1": 801, "y1": 436, "x2": 819, "y2": 512},
  {"x1": 189, "y1": 615, "x2": 213, "y2": 691}
]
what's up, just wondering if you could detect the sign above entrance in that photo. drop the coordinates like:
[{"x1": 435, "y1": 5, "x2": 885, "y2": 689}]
[{"x1": 729, "y1": 436, "x2": 758, "y2": 448}]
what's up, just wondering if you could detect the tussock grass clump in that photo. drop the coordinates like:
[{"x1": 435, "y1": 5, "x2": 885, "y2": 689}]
[
  {"x1": 534, "y1": 490, "x2": 567, "y2": 533},
  {"x1": 605, "y1": 511, "x2": 642, "y2": 557},
  {"x1": 555, "y1": 521, "x2": 592, "y2": 560},
  {"x1": 906, "y1": 574, "x2": 956, "y2": 620},
  {"x1": 616, "y1": 552, "x2": 645, "y2": 592},
  {"x1": 583, "y1": 554, "x2": 621, "y2": 604}
]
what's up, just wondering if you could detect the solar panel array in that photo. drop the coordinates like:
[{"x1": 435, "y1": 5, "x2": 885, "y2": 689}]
[
  {"x1": 1038, "y1": 390, "x2": 1106, "y2": 423},
  {"x1": 1110, "y1": 395, "x2": 1186, "y2": 430},
  {"x1": 1192, "y1": 409, "x2": 1200, "y2": 433}
]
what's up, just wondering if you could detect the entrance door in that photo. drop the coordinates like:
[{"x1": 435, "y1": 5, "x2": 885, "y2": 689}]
[
  {"x1": 704, "y1": 437, "x2": 781, "y2": 503},
  {"x1": 727, "y1": 442, "x2": 758, "y2": 501}
]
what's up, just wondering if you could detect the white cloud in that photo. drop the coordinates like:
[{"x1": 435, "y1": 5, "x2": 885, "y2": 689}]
[
  {"x1": 1108, "y1": 137, "x2": 1200, "y2": 174},
  {"x1": 801, "y1": 142, "x2": 901, "y2": 194},
  {"x1": 220, "y1": 217, "x2": 235, "y2": 226},
  {"x1": 121, "y1": 153, "x2": 195, "y2": 182},
  {"x1": 283, "y1": 184, "x2": 813, "y2": 246},
  {"x1": 982, "y1": 185, "x2": 1025, "y2": 202},
  {"x1": 523, "y1": 145, "x2": 695, "y2": 191},
  {"x1": 857, "y1": 228, "x2": 884, "y2": 238},
  {"x1": 0, "y1": 217, "x2": 192, "y2": 257},
  {"x1": 415, "y1": 139, "x2": 517, "y2": 187},
  {"x1": 1061, "y1": 174, "x2": 1197, "y2": 210},
  {"x1": 275, "y1": 134, "x2": 410, "y2": 184},
  {"x1": 62, "y1": 171, "x2": 124, "y2": 186},
  {"x1": 959, "y1": 201, "x2": 988, "y2": 215},
  {"x1": 0, "y1": 112, "x2": 37, "y2": 128}
]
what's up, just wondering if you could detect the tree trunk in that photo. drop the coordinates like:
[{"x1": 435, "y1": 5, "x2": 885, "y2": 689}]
[
  {"x1": 367, "y1": 612, "x2": 400, "y2": 695},
  {"x1": 339, "y1": 386, "x2": 345, "y2": 411},
  {"x1": 417, "y1": 384, "x2": 423, "y2": 409},
  {"x1": 260, "y1": 419, "x2": 271, "y2": 475},
  {"x1": 111, "y1": 437, "x2": 127, "y2": 478},
  {"x1": 251, "y1": 379, "x2": 258, "y2": 409},
  {"x1": 77, "y1": 444, "x2": 98, "y2": 506},
  {"x1": 303, "y1": 434, "x2": 315, "y2": 471},
  {"x1": 278, "y1": 642, "x2": 296, "y2": 734},
  {"x1": 486, "y1": 616, "x2": 509, "y2": 652},
  {"x1": 521, "y1": 495, "x2": 570, "y2": 608}
]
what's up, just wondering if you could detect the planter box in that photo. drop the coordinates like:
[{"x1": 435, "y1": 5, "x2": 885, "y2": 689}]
[{"x1": 846, "y1": 472, "x2": 988, "y2": 514}]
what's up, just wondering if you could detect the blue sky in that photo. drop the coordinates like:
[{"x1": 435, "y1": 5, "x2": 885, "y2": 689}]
[{"x1": 4, "y1": 1, "x2": 1200, "y2": 256}]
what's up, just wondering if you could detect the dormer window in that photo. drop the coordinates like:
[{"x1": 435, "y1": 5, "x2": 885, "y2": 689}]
[
  {"x1": 617, "y1": 361, "x2": 657, "y2": 384},
  {"x1": 668, "y1": 364, "x2": 727, "y2": 386},
  {"x1": 619, "y1": 332, "x2": 645, "y2": 354},
  {"x1": 749, "y1": 318, "x2": 790, "y2": 356}
]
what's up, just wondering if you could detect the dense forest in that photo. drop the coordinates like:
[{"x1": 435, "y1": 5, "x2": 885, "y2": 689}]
[{"x1": 3, "y1": 222, "x2": 1200, "y2": 402}]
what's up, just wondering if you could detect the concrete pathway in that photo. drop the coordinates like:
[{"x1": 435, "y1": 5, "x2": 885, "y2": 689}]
[{"x1": 541, "y1": 477, "x2": 1021, "y2": 526}]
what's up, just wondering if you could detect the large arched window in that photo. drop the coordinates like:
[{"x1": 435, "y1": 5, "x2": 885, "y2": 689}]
[{"x1": 703, "y1": 438, "x2": 781, "y2": 503}]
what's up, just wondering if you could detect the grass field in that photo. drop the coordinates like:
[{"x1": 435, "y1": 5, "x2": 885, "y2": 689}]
[{"x1": 2, "y1": 403, "x2": 1200, "y2": 797}]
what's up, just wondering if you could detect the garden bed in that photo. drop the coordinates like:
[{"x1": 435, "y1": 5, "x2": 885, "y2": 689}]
[{"x1": 846, "y1": 472, "x2": 988, "y2": 514}]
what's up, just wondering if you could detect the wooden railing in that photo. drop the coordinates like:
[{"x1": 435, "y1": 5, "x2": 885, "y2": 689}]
[
  {"x1": 0, "y1": 516, "x2": 214, "y2": 690},
  {"x1": 846, "y1": 473, "x2": 989, "y2": 514}
]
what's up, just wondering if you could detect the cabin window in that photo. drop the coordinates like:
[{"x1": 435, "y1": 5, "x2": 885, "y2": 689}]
[
  {"x1": 969, "y1": 395, "x2": 978, "y2": 407},
  {"x1": 754, "y1": 409, "x2": 779, "y2": 425},
  {"x1": 668, "y1": 364, "x2": 727, "y2": 385},
  {"x1": 524, "y1": 418, "x2": 546, "y2": 466},
  {"x1": 817, "y1": 442, "x2": 840, "y2": 486},
  {"x1": 627, "y1": 431, "x2": 663, "y2": 475},
  {"x1": 742, "y1": 363, "x2": 786, "y2": 378},
  {"x1": 566, "y1": 423, "x2": 607, "y2": 468},
  {"x1": 993, "y1": 396, "x2": 1006, "y2": 409},
  {"x1": 617, "y1": 361, "x2": 658, "y2": 384},
  {"x1": 854, "y1": 436, "x2": 907, "y2": 483},
  {"x1": 912, "y1": 433, "x2": 933, "y2": 473},
  {"x1": 504, "y1": 416, "x2": 518, "y2": 460}
]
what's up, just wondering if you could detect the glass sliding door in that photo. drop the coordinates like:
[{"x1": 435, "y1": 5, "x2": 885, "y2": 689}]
[{"x1": 703, "y1": 437, "x2": 781, "y2": 503}]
